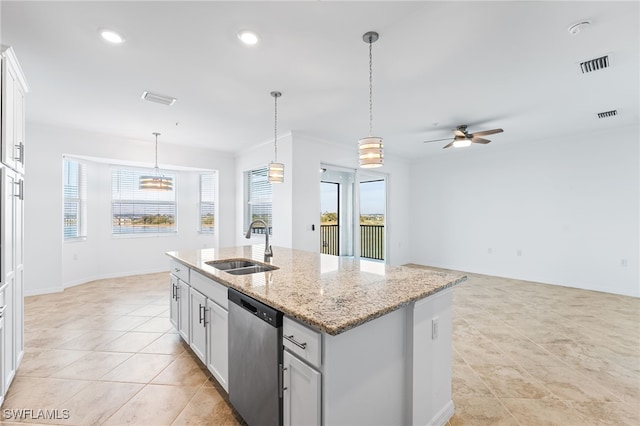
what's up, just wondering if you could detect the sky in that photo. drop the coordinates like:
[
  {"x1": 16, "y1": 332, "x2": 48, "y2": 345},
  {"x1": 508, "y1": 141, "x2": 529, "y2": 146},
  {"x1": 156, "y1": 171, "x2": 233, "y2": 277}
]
[{"x1": 320, "y1": 180, "x2": 385, "y2": 215}]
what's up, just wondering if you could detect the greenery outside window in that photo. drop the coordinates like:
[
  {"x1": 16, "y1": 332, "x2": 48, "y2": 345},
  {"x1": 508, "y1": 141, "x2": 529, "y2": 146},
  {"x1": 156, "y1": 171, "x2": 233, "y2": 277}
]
[
  {"x1": 245, "y1": 167, "x2": 272, "y2": 235},
  {"x1": 199, "y1": 172, "x2": 217, "y2": 233},
  {"x1": 63, "y1": 158, "x2": 87, "y2": 240},
  {"x1": 111, "y1": 166, "x2": 177, "y2": 235}
]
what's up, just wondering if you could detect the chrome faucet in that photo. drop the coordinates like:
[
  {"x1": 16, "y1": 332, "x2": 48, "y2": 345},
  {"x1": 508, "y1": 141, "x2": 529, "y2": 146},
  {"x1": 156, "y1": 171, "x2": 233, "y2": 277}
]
[{"x1": 246, "y1": 219, "x2": 273, "y2": 260}]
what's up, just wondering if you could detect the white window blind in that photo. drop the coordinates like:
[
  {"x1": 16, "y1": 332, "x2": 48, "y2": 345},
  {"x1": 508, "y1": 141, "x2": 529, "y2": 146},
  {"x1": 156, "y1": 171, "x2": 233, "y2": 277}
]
[
  {"x1": 199, "y1": 172, "x2": 217, "y2": 233},
  {"x1": 63, "y1": 158, "x2": 87, "y2": 240},
  {"x1": 245, "y1": 167, "x2": 272, "y2": 235},
  {"x1": 111, "y1": 166, "x2": 177, "y2": 235}
]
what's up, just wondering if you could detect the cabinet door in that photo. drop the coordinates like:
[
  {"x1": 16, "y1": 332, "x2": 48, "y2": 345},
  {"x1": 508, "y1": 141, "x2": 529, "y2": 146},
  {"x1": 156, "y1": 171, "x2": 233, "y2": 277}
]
[
  {"x1": 189, "y1": 288, "x2": 207, "y2": 363},
  {"x1": 1, "y1": 57, "x2": 17, "y2": 170},
  {"x1": 14, "y1": 177, "x2": 23, "y2": 362},
  {"x1": 14, "y1": 85, "x2": 25, "y2": 174},
  {"x1": 206, "y1": 299, "x2": 228, "y2": 392},
  {"x1": 178, "y1": 281, "x2": 190, "y2": 342},
  {"x1": 283, "y1": 350, "x2": 321, "y2": 426},
  {"x1": 2, "y1": 283, "x2": 13, "y2": 392},
  {"x1": 169, "y1": 275, "x2": 179, "y2": 330}
]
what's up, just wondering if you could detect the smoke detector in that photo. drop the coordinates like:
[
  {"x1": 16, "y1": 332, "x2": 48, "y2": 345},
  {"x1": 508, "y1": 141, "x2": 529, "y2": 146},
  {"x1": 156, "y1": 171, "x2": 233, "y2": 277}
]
[{"x1": 568, "y1": 20, "x2": 591, "y2": 35}]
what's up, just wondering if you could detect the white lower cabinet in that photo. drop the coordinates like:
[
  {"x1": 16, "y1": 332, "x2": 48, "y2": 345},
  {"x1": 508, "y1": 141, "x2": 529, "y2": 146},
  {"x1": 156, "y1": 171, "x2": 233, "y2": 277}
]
[
  {"x1": 169, "y1": 275, "x2": 179, "y2": 330},
  {"x1": 206, "y1": 298, "x2": 228, "y2": 392},
  {"x1": 189, "y1": 288, "x2": 207, "y2": 363},
  {"x1": 283, "y1": 350, "x2": 321, "y2": 426},
  {"x1": 178, "y1": 281, "x2": 190, "y2": 341}
]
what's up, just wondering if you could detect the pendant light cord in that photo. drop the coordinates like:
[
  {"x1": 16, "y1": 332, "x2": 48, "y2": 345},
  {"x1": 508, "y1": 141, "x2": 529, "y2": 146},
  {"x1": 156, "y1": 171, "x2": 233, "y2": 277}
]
[
  {"x1": 274, "y1": 94, "x2": 278, "y2": 163},
  {"x1": 369, "y1": 37, "x2": 373, "y2": 136},
  {"x1": 154, "y1": 132, "x2": 160, "y2": 169}
]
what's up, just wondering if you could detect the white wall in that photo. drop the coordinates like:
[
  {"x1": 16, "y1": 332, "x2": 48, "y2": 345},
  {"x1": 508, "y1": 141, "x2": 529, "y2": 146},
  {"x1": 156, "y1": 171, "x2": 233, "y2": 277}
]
[
  {"x1": 25, "y1": 122, "x2": 236, "y2": 295},
  {"x1": 408, "y1": 125, "x2": 640, "y2": 297},
  {"x1": 234, "y1": 132, "x2": 412, "y2": 265}
]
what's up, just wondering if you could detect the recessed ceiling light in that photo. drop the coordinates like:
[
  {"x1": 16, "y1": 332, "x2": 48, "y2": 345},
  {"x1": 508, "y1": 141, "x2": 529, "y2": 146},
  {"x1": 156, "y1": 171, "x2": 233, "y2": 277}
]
[
  {"x1": 237, "y1": 30, "x2": 259, "y2": 46},
  {"x1": 100, "y1": 29, "x2": 125, "y2": 44},
  {"x1": 568, "y1": 20, "x2": 591, "y2": 35}
]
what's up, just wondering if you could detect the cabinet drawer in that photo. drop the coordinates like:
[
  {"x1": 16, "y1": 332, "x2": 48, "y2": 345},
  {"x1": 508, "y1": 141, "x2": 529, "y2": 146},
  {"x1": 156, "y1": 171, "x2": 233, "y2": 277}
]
[
  {"x1": 169, "y1": 259, "x2": 190, "y2": 283},
  {"x1": 283, "y1": 317, "x2": 321, "y2": 368},
  {"x1": 190, "y1": 270, "x2": 228, "y2": 310}
]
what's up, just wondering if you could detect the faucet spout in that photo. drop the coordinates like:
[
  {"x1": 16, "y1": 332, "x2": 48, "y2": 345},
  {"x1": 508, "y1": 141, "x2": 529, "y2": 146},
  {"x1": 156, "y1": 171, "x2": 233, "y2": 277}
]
[{"x1": 246, "y1": 219, "x2": 273, "y2": 261}]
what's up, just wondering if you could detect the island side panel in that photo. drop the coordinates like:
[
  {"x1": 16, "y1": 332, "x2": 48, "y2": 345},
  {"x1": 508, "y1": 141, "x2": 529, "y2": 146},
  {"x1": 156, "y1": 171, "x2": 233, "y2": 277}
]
[
  {"x1": 322, "y1": 307, "x2": 408, "y2": 426},
  {"x1": 409, "y1": 288, "x2": 454, "y2": 426}
]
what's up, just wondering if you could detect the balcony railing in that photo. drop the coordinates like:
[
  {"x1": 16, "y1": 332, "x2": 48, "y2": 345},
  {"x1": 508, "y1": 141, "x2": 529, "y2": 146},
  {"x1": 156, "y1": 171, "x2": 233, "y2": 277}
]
[{"x1": 320, "y1": 224, "x2": 384, "y2": 260}]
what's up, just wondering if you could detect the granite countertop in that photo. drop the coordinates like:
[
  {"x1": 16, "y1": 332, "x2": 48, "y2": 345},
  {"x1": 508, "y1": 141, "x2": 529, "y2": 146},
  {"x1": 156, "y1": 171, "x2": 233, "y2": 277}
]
[{"x1": 166, "y1": 246, "x2": 466, "y2": 336}]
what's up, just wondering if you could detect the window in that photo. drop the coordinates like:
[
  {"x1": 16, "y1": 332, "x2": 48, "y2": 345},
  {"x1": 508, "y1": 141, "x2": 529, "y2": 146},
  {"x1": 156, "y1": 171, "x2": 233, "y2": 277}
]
[
  {"x1": 111, "y1": 166, "x2": 177, "y2": 235},
  {"x1": 245, "y1": 167, "x2": 272, "y2": 235},
  {"x1": 63, "y1": 158, "x2": 87, "y2": 240},
  {"x1": 199, "y1": 173, "x2": 217, "y2": 233}
]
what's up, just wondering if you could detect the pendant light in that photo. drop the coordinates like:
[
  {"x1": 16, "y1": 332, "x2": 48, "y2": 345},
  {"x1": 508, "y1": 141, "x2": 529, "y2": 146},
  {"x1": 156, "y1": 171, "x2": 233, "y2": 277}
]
[
  {"x1": 268, "y1": 91, "x2": 285, "y2": 184},
  {"x1": 358, "y1": 31, "x2": 383, "y2": 168},
  {"x1": 139, "y1": 132, "x2": 174, "y2": 190}
]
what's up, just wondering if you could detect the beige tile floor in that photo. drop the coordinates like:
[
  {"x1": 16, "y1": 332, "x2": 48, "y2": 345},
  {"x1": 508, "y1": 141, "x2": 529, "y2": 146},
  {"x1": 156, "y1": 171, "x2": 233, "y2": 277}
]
[{"x1": 0, "y1": 269, "x2": 638, "y2": 425}]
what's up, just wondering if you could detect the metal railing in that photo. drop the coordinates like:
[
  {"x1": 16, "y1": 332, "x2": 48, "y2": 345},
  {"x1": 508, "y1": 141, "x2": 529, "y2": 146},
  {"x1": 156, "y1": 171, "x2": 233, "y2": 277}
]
[
  {"x1": 360, "y1": 225, "x2": 384, "y2": 260},
  {"x1": 320, "y1": 224, "x2": 339, "y2": 255},
  {"x1": 320, "y1": 224, "x2": 384, "y2": 260}
]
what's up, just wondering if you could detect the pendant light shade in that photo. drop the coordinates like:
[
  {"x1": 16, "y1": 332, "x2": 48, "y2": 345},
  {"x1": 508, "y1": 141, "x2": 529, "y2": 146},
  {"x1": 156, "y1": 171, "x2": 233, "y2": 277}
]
[
  {"x1": 140, "y1": 132, "x2": 174, "y2": 190},
  {"x1": 268, "y1": 91, "x2": 284, "y2": 184},
  {"x1": 358, "y1": 31, "x2": 383, "y2": 169}
]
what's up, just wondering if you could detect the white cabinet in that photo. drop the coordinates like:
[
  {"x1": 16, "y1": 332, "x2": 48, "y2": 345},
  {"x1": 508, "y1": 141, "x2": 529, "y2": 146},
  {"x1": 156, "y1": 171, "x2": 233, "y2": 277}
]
[
  {"x1": 1, "y1": 47, "x2": 27, "y2": 174},
  {"x1": 189, "y1": 288, "x2": 207, "y2": 363},
  {"x1": 178, "y1": 281, "x2": 190, "y2": 342},
  {"x1": 283, "y1": 350, "x2": 321, "y2": 426},
  {"x1": 168, "y1": 265, "x2": 229, "y2": 392},
  {"x1": 206, "y1": 298, "x2": 228, "y2": 392},
  {"x1": 169, "y1": 275, "x2": 179, "y2": 330}
]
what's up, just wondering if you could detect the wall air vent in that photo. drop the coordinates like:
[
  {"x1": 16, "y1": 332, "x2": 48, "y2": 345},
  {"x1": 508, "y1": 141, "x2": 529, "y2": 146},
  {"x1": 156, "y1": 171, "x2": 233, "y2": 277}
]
[
  {"x1": 141, "y1": 91, "x2": 176, "y2": 106},
  {"x1": 597, "y1": 110, "x2": 617, "y2": 119},
  {"x1": 579, "y1": 55, "x2": 609, "y2": 73}
]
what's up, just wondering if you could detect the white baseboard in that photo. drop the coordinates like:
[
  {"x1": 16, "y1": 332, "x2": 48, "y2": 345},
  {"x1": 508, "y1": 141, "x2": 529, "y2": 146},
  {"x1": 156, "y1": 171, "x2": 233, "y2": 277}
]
[{"x1": 428, "y1": 400, "x2": 455, "y2": 426}]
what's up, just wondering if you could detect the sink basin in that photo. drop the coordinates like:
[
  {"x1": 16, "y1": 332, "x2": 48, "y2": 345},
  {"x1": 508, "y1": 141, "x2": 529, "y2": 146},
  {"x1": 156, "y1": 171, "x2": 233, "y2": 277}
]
[
  {"x1": 206, "y1": 259, "x2": 260, "y2": 271},
  {"x1": 225, "y1": 265, "x2": 278, "y2": 275},
  {"x1": 206, "y1": 259, "x2": 278, "y2": 275}
]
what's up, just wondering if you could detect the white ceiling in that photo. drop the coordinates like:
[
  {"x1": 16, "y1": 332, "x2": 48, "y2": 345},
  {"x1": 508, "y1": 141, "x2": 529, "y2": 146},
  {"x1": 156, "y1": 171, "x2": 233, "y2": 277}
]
[{"x1": 1, "y1": 1, "x2": 638, "y2": 159}]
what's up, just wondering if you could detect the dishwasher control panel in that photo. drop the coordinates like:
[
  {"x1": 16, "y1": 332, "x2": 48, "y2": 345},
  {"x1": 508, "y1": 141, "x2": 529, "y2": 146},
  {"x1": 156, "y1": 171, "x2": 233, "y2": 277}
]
[{"x1": 228, "y1": 288, "x2": 283, "y2": 327}]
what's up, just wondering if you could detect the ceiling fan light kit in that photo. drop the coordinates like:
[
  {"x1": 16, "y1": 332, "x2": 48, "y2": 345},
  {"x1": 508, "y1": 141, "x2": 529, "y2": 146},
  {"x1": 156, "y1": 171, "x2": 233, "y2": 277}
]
[
  {"x1": 358, "y1": 31, "x2": 384, "y2": 168},
  {"x1": 424, "y1": 124, "x2": 504, "y2": 149}
]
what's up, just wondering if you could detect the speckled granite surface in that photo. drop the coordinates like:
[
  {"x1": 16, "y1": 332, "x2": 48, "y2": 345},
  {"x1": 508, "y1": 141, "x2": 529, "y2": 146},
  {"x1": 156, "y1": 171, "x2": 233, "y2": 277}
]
[{"x1": 167, "y1": 246, "x2": 466, "y2": 336}]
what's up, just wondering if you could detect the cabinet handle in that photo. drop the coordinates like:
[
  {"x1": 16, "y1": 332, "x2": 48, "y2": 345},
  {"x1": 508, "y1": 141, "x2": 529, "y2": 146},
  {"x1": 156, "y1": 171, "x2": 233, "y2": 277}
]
[
  {"x1": 279, "y1": 364, "x2": 287, "y2": 398},
  {"x1": 14, "y1": 180, "x2": 23, "y2": 200},
  {"x1": 14, "y1": 142, "x2": 24, "y2": 164},
  {"x1": 174, "y1": 267, "x2": 181, "y2": 273},
  {"x1": 171, "y1": 283, "x2": 177, "y2": 300},
  {"x1": 199, "y1": 304, "x2": 206, "y2": 326},
  {"x1": 284, "y1": 334, "x2": 307, "y2": 350},
  {"x1": 0, "y1": 306, "x2": 5, "y2": 318}
]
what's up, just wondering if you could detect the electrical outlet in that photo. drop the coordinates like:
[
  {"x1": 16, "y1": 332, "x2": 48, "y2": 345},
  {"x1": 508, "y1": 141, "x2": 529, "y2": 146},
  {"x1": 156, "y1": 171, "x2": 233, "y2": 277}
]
[
  {"x1": 432, "y1": 317, "x2": 439, "y2": 340},
  {"x1": 517, "y1": 249, "x2": 522, "y2": 257},
  {"x1": 73, "y1": 253, "x2": 78, "y2": 261},
  {"x1": 621, "y1": 259, "x2": 628, "y2": 267},
  {"x1": 487, "y1": 248, "x2": 492, "y2": 254}
]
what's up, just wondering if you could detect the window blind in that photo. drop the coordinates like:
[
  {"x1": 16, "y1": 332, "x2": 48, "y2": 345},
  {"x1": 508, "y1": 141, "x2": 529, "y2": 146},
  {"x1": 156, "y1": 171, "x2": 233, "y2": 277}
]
[
  {"x1": 199, "y1": 172, "x2": 217, "y2": 233},
  {"x1": 111, "y1": 166, "x2": 177, "y2": 235},
  {"x1": 63, "y1": 158, "x2": 87, "y2": 240},
  {"x1": 246, "y1": 167, "x2": 272, "y2": 235}
]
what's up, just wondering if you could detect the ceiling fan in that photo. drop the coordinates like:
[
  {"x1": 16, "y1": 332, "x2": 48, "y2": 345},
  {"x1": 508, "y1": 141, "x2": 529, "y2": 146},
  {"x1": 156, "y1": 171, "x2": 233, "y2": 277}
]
[{"x1": 424, "y1": 125, "x2": 504, "y2": 149}]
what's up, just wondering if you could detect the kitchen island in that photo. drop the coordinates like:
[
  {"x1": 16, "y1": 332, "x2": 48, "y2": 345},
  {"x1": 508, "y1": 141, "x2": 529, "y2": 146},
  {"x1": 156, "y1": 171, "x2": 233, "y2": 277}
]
[{"x1": 167, "y1": 246, "x2": 466, "y2": 426}]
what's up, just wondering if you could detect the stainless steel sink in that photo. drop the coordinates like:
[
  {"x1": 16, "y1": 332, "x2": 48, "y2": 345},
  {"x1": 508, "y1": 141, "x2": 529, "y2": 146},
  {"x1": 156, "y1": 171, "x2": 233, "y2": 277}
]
[{"x1": 206, "y1": 259, "x2": 278, "y2": 275}]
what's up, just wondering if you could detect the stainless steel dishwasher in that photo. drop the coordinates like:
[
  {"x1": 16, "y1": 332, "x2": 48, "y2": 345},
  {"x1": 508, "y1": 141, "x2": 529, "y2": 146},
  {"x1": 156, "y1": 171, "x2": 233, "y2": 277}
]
[{"x1": 228, "y1": 288, "x2": 283, "y2": 426}]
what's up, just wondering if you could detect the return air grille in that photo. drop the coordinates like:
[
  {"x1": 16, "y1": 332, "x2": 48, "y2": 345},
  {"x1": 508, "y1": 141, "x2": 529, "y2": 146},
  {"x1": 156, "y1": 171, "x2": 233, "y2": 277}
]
[
  {"x1": 141, "y1": 91, "x2": 176, "y2": 106},
  {"x1": 597, "y1": 110, "x2": 617, "y2": 119},
  {"x1": 580, "y1": 55, "x2": 609, "y2": 73}
]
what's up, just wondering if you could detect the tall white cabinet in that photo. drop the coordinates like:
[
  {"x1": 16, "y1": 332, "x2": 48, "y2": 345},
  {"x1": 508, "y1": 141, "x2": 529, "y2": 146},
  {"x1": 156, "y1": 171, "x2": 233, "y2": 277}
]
[{"x1": 0, "y1": 46, "x2": 28, "y2": 405}]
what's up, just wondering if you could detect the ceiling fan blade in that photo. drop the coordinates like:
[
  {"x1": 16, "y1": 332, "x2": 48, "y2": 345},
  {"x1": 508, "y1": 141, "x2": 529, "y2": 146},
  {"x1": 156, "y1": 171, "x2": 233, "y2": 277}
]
[
  {"x1": 424, "y1": 138, "x2": 453, "y2": 143},
  {"x1": 453, "y1": 129, "x2": 466, "y2": 137},
  {"x1": 442, "y1": 141, "x2": 455, "y2": 149},
  {"x1": 471, "y1": 137, "x2": 491, "y2": 144},
  {"x1": 471, "y1": 128, "x2": 503, "y2": 137}
]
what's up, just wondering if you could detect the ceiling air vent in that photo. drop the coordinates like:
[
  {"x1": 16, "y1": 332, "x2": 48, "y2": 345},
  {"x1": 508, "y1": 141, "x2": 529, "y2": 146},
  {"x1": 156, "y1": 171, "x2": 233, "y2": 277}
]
[
  {"x1": 597, "y1": 110, "x2": 617, "y2": 119},
  {"x1": 579, "y1": 55, "x2": 609, "y2": 74},
  {"x1": 141, "y1": 90, "x2": 176, "y2": 106}
]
